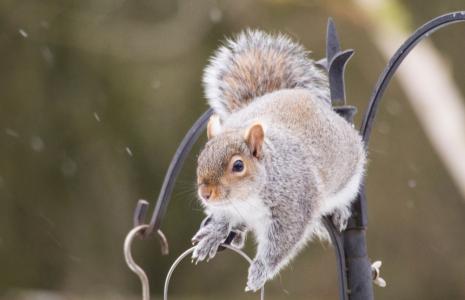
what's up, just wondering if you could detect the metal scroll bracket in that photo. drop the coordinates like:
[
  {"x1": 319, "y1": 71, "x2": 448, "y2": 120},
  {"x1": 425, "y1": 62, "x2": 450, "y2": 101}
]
[{"x1": 132, "y1": 109, "x2": 214, "y2": 242}]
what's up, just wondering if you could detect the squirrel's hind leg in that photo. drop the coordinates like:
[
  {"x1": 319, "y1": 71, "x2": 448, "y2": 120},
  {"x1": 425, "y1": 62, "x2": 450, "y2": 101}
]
[
  {"x1": 331, "y1": 205, "x2": 351, "y2": 232},
  {"x1": 245, "y1": 218, "x2": 307, "y2": 292}
]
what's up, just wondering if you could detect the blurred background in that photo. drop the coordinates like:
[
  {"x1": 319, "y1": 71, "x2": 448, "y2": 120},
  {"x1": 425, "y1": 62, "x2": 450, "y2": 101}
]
[{"x1": 1, "y1": 0, "x2": 465, "y2": 299}]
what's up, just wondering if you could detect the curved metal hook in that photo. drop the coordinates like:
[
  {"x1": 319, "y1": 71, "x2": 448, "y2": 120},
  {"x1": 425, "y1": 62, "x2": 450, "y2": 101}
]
[
  {"x1": 323, "y1": 217, "x2": 349, "y2": 300},
  {"x1": 164, "y1": 244, "x2": 265, "y2": 300},
  {"x1": 124, "y1": 225, "x2": 169, "y2": 300},
  {"x1": 360, "y1": 11, "x2": 465, "y2": 145},
  {"x1": 124, "y1": 225, "x2": 150, "y2": 300},
  {"x1": 133, "y1": 199, "x2": 170, "y2": 255},
  {"x1": 134, "y1": 109, "x2": 214, "y2": 238}
]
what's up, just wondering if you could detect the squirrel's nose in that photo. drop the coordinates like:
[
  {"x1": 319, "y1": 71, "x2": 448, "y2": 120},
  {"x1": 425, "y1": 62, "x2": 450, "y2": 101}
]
[{"x1": 199, "y1": 185, "x2": 212, "y2": 201}]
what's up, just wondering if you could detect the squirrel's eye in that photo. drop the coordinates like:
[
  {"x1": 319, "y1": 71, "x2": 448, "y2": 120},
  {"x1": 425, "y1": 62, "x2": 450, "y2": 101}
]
[{"x1": 232, "y1": 160, "x2": 244, "y2": 173}]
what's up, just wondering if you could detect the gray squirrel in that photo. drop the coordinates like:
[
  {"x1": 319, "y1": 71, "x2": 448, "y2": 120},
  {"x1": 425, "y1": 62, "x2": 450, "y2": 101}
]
[{"x1": 191, "y1": 29, "x2": 366, "y2": 292}]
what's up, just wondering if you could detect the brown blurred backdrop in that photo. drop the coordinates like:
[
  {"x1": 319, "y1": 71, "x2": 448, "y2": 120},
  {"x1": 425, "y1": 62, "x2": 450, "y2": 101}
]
[{"x1": 1, "y1": 0, "x2": 464, "y2": 299}]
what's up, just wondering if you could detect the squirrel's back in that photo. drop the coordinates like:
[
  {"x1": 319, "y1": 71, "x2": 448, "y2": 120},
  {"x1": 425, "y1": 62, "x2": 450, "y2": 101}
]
[
  {"x1": 223, "y1": 88, "x2": 365, "y2": 196},
  {"x1": 203, "y1": 29, "x2": 329, "y2": 119}
]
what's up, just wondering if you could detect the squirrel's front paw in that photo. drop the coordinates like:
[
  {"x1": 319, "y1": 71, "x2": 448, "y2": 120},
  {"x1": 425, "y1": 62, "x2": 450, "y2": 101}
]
[
  {"x1": 245, "y1": 259, "x2": 267, "y2": 292},
  {"x1": 191, "y1": 226, "x2": 228, "y2": 263}
]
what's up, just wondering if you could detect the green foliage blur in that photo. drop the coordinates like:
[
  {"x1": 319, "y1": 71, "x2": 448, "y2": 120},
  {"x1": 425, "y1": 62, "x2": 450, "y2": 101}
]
[{"x1": 1, "y1": 0, "x2": 464, "y2": 299}]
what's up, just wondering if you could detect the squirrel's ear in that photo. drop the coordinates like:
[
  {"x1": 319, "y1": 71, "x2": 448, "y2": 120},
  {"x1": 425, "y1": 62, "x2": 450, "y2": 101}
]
[
  {"x1": 207, "y1": 114, "x2": 222, "y2": 139},
  {"x1": 244, "y1": 122, "x2": 265, "y2": 159}
]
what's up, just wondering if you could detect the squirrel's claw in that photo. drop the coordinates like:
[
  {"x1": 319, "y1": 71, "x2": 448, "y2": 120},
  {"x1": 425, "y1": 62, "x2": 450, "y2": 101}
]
[
  {"x1": 191, "y1": 220, "x2": 231, "y2": 264},
  {"x1": 191, "y1": 229, "x2": 227, "y2": 264},
  {"x1": 192, "y1": 244, "x2": 208, "y2": 263},
  {"x1": 208, "y1": 244, "x2": 219, "y2": 260},
  {"x1": 191, "y1": 228, "x2": 209, "y2": 245}
]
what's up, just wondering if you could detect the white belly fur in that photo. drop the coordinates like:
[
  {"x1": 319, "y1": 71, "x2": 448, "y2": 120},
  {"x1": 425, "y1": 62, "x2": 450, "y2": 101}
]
[
  {"x1": 206, "y1": 195, "x2": 271, "y2": 244},
  {"x1": 319, "y1": 162, "x2": 365, "y2": 217}
]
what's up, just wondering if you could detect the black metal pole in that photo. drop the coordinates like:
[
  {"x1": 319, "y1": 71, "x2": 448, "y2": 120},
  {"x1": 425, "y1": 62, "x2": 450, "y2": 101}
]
[
  {"x1": 333, "y1": 106, "x2": 374, "y2": 300},
  {"x1": 326, "y1": 16, "x2": 374, "y2": 299},
  {"x1": 342, "y1": 189, "x2": 373, "y2": 300}
]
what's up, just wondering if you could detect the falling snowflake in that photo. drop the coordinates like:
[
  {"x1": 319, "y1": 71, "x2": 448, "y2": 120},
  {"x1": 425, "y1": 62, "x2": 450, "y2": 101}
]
[
  {"x1": 19, "y1": 29, "x2": 28, "y2": 38},
  {"x1": 125, "y1": 147, "x2": 133, "y2": 157}
]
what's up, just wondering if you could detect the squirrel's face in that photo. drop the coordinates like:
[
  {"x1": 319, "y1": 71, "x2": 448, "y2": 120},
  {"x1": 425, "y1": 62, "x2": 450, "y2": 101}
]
[{"x1": 196, "y1": 116, "x2": 265, "y2": 206}]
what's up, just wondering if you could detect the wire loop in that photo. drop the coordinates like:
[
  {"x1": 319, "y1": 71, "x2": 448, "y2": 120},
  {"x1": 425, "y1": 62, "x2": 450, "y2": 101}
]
[{"x1": 164, "y1": 244, "x2": 265, "y2": 300}]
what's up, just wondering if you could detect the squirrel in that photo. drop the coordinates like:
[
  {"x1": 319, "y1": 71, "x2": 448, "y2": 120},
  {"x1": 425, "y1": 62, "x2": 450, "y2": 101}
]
[{"x1": 191, "y1": 29, "x2": 366, "y2": 292}]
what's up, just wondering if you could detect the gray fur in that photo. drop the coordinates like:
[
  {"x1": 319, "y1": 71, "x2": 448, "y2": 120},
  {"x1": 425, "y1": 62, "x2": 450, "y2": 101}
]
[
  {"x1": 194, "y1": 31, "x2": 366, "y2": 292},
  {"x1": 203, "y1": 29, "x2": 330, "y2": 119}
]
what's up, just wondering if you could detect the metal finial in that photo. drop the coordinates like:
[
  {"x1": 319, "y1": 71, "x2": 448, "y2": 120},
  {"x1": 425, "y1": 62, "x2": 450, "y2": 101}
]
[
  {"x1": 325, "y1": 18, "x2": 354, "y2": 106},
  {"x1": 326, "y1": 17, "x2": 341, "y2": 62}
]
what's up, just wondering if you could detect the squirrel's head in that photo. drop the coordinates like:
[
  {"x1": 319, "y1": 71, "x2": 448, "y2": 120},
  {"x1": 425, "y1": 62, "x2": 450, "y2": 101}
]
[{"x1": 196, "y1": 115, "x2": 266, "y2": 206}]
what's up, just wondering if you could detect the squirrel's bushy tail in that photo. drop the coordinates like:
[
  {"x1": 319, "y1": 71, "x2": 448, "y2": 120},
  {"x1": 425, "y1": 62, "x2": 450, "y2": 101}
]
[{"x1": 203, "y1": 29, "x2": 329, "y2": 118}]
